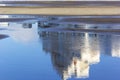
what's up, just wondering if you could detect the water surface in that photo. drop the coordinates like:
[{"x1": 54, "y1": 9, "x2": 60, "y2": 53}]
[{"x1": 0, "y1": 20, "x2": 120, "y2": 80}]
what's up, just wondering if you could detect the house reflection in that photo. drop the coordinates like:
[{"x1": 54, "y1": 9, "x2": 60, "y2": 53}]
[
  {"x1": 39, "y1": 31, "x2": 99, "y2": 80},
  {"x1": 39, "y1": 31, "x2": 120, "y2": 80}
]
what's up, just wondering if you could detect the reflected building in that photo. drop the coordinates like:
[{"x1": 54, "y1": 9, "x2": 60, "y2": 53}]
[
  {"x1": 99, "y1": 34, "x2": 112, "y2": 55},
  {"x1": 111, "y1": 35, "x2": 120, "y2": 57},
  {"x1": 39, "y1": 31, "x2": 101, "y2": 80},
  {"x1": 39, "y1": 30, "x2": 120, "y2": 80},
  {"x1": 98, "y1": 34, "x2": 120, "y2": 57}
]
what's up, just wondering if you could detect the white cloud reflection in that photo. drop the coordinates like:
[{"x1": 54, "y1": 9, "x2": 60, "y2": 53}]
[{"x1": 0, "y1": 22, "x2": 39, "y2": 44}]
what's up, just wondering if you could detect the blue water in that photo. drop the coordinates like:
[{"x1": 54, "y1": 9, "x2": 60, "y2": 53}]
[{"x1": 0, "y1": 21, "x2": 120, "y2": 80}]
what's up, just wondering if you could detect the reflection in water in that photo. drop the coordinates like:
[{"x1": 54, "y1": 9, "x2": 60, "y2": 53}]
[
  {"x1": 0, "y1": 22, "x2": 38, "y2": 43},
  {"x1": 38, "y1": 31, "x2": 120, "y2": 80},
  {"x1": 0, "y1": 19, "x2": 120, "y2": 80}
]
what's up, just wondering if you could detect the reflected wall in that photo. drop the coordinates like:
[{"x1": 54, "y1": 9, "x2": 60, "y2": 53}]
[{"x1": 39, "y1": 31, "x2": 120, "y2": 80}]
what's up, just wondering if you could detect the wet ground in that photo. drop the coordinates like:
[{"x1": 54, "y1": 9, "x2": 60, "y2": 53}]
[{"x1": 0, "y1": 15, "x2": 120, "y2": 80}]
